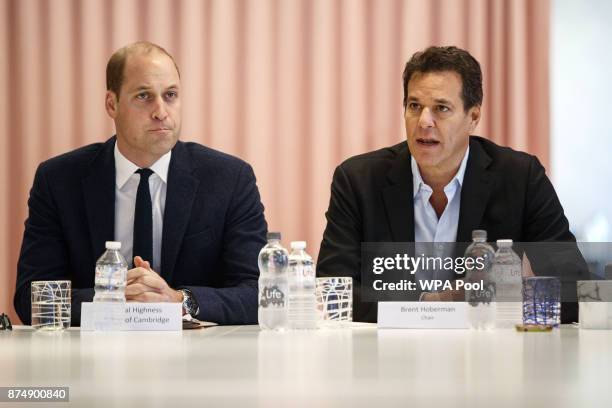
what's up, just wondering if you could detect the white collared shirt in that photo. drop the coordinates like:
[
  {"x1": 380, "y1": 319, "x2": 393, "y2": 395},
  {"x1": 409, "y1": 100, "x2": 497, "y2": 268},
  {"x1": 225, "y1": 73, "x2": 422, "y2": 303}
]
[
  {"x1": 114, "y1": 142, "x2": 171, "y2": 272},
  {"x1": 412, "y1": 147, "x2": 470, "y2": 243}
]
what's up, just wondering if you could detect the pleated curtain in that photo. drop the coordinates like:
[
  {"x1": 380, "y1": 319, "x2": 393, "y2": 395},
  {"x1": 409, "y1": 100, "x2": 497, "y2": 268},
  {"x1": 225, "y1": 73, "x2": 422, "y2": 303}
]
[{"x1": 0, "y1": 0, "x2": 549, "y2": 323}]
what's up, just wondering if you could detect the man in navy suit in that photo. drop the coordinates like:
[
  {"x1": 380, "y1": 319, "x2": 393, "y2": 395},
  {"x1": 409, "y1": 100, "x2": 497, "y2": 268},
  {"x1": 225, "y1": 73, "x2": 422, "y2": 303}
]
[{"x1": 14, "y1": 42, "x2": 267, "y2": 326}]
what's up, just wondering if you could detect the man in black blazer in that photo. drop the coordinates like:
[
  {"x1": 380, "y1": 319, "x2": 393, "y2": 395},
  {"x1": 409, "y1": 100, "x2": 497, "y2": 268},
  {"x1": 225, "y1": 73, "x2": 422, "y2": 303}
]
[
  {"x1": 14, "y1": 42, "x2": 267, "y2": 326},
  {"x1": 317, "y1": 46, "x2": 583, "y2": 323}
]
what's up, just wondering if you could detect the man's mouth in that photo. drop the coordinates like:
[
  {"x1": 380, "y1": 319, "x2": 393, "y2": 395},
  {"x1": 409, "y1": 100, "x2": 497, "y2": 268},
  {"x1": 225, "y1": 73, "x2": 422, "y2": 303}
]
[{"x1": 416, "y1": 138, "x2": 440, "y2": 146}]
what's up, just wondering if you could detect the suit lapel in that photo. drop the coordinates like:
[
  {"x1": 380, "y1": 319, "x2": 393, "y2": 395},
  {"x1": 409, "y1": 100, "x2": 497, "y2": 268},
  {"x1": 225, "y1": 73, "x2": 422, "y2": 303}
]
[
  {"x1": 456, "y1": 138, "x2": 496, "y2": 242},
  {"x1": 160, "y1": 141, "x2": 199, "y2": 283},
  {"x1": 82, "y1": 137, "x2": 116, "y2": 260},
  {"x1": 382, "y1": 144, "x2": 415, "y2": 242}
]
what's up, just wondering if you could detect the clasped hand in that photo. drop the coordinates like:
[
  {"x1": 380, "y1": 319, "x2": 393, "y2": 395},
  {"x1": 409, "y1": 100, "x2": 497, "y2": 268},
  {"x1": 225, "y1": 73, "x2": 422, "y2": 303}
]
[{"x1": 125, "y1": 256, "x2": 183, "y2": 303}]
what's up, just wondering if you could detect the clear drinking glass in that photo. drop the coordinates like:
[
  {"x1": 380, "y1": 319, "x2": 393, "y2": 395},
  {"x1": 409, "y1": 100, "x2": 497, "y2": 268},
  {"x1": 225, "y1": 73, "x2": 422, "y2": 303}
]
[
  {"x1": 31, "y1": 280, "x2": 71, "y2": 331},
  {"x1": 315, "y1": 277, "x2": 352, "y2": 327}
]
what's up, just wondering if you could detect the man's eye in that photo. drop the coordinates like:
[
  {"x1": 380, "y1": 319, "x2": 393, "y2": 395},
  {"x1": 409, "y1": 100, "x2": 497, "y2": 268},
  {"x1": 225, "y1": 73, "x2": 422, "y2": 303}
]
[
  {"x1": 408, "y1": 103, "x2": 421, "y2": 111},
  {"x1": 165, "y1": 91, "x2": 178, "y2": 99},
  {"x1": 437, "y1": 105, "x2": 450, "y2": 112},
  {"x1": 136, "y1": 93, "x2": 149, "y2": 100}
]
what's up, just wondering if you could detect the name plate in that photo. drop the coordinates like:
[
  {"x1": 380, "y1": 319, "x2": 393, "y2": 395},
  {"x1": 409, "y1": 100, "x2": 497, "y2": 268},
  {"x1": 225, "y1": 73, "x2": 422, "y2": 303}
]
[
  {"x1": 80, "y1": 302, "x2": 182, "y2": 331},
  {"x1": 378, "y1": 301, "x2": 468, "y2": 329}
]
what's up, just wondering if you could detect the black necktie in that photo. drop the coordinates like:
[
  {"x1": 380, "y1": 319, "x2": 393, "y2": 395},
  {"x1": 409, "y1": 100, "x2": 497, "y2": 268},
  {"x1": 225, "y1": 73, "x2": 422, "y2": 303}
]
[{"x1": 133, "y1": 168, "x2": 154, "y2": 266}]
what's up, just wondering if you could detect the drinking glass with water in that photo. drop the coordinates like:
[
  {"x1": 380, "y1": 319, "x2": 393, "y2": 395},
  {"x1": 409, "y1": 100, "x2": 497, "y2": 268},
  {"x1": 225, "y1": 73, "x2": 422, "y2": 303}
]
[{"x1": 31, "y1": 280, "x2": 71, "y2": 331}]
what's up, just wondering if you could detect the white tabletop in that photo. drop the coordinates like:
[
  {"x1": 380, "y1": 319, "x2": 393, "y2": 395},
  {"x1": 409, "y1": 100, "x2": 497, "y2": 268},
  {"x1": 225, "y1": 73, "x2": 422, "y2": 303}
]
[{"x1": 1, "y1": 324, "x2": 611, "y2": 407}]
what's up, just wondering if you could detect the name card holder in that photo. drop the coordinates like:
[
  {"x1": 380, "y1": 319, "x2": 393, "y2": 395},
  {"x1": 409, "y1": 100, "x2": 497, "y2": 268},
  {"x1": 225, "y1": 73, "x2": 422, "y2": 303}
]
[
  {"x1": 378, "y1": 301, "x2": 469, "y2": 329},
  {"x1": 80, "y1": 302, "x2": 182, "y2": 331}
]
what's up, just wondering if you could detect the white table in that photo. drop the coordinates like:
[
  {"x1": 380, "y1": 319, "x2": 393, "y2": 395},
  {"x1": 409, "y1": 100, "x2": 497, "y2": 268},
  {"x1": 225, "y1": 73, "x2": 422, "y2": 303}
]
[{"x1": 1, "y1": 324, "x2": 611, "y2": 407}]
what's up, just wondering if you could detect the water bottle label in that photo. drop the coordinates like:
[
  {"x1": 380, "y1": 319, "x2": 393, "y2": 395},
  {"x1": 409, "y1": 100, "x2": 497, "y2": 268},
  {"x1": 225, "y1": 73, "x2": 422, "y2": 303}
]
[
  {"x1": 494, "y1": 265, "x2": 522, "y2": 284},
  {"x1": 95, "y1": 265, "x2": 127, "y2": 288},
  {"x1": 467, "y1": 281, "x2": 496, "y2": 306},
  {"x1": 259, "y1": 286, "x2": 285, "y2": 307}
]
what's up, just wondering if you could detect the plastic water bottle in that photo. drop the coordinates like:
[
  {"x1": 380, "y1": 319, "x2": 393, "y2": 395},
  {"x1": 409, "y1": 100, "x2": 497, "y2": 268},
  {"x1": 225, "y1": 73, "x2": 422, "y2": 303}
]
[
  {"x1": 258, "y1": 232, "x2": 289, "y2": 330},
  {"x1": 93, "y1": 241, "x2": 128, "y2": 303},
  {"x1": 287, "y1": 241, "x2": 317, "y2": 330},
  {"x1": 464, "y1": 230, "x2": 496, "y2": 330},
  {"x1": 491, "y1": 239, "x2": 523, "y2": 328}
]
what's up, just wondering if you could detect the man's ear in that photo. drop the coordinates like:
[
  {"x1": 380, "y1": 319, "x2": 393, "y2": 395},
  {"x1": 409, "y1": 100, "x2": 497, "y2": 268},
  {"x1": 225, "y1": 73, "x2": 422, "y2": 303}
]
[
  {"x1": 105, "y1": 91, "x2": 118, "y2": 119},
  {"x1": 469, "y1": 105, "x2": 481, "y2": 132}
]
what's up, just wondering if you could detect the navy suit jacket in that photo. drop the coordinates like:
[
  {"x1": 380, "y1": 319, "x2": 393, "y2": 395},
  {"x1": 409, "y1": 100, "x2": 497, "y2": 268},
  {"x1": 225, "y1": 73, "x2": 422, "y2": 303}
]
[{"x1": 14, "y1": 137, "x2": 267, "y2": 325}]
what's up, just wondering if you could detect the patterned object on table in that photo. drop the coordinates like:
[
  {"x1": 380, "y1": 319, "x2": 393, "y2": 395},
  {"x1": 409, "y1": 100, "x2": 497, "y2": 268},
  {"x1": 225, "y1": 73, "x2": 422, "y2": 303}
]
[
  {"x1": 0, "y1": 313, "x2": 12, "y2": 331},
  {"x1": 316, "y1": 277, "x2": 353, "y2": 323},
  {"x1": 522, "y1": 276, "x2": 561, "y2": 327},
  {"x1": 30, "y1": 280, "x2": 71, "y2": 331}
]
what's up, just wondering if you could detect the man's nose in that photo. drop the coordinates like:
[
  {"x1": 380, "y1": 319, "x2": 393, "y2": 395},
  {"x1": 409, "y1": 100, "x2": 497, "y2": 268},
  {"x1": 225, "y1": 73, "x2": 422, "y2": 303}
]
[
  {"x1": 151, "y1": 97, "x2": 168, "y2": 121},
  {"x1": 418, "y1": 107, "x2": 435, "y2": 128}
]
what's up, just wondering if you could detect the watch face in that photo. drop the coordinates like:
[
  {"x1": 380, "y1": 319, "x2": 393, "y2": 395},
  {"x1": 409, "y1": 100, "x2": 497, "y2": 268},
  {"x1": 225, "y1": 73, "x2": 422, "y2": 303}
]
[{"x1": 182, "y1": 290, "x2": 199, "y2": 316}]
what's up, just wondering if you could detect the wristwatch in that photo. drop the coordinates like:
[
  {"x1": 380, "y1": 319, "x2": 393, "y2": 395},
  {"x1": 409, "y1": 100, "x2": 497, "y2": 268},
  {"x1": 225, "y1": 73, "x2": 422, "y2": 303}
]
[{"x1": 179, "y1": 288, "x2": 200, "y2": 317}]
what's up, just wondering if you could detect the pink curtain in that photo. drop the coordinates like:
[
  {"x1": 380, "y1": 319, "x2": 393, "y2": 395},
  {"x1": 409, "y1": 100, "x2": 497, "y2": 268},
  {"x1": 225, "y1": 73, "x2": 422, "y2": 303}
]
[{"x1": 0, "y1": 0, "x2": 549, "y2": 323}]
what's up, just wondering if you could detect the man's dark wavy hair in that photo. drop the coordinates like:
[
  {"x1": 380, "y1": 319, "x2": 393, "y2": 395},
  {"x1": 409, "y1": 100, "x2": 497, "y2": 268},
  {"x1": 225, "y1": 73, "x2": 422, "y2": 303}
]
[{"x1": 402, "y1": 46, "x2": 483, "y2": 112}]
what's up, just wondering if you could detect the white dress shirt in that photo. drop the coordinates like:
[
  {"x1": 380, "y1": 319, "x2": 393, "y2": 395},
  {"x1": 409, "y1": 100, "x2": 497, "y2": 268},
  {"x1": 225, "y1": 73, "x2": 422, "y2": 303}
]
[
  {"x1": 413, "y1": 147, "x2": 470, "y2": 289},
  {"x1": 114, "y1": 142, "x2": 171, "y2": 272},
  {"x1": 412, "y1": 146, "x2": 470, "y2": 243}
]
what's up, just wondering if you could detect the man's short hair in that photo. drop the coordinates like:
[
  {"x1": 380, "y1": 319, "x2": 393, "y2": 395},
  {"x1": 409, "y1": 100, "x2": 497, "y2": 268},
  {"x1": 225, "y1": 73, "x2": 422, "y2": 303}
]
[
  {"x1": 402, "y1": 46, "x2": 483, "y2": 112},
  {"x1": 106, "y1": 41, "x2": 180, "y2": 99}
]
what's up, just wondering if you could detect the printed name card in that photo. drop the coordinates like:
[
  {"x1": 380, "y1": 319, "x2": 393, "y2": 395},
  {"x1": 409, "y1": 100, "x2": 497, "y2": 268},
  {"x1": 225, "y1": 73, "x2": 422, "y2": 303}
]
[
  {"x1": 377, "y1": 301, "x2": 468, "y2": 329},
  {"x1": 80, "y1": 302, "x2": 182, "y2": 331}
]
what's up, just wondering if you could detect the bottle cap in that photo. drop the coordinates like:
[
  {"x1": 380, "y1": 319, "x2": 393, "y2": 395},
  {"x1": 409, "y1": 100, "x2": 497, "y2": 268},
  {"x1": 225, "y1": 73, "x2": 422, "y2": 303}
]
[
  {"x1": 266, "y1": 232, "x2": 281, "y2": 241},
  {"x1": 290, "y1": 241, "x2": 306, "y2": 250},
  {"x1": 105, "y1": 241, "x2": 121, "y2": 250},
  {"x1": 471, "y1": 230, "x2": 487, "y2": 240},
  {"x1": 496, "y1": 239, "x2": 513, "y2": 247}
]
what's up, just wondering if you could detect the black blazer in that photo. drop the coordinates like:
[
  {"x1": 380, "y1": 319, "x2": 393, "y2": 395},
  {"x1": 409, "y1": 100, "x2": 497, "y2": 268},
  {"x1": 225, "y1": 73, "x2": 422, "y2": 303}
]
[
  {"x1": 317, "y1": 136, "x2": 584, "y2": 323},
  {"x1": 14, "y1": 137, "x2": 267, "y2": 325}
]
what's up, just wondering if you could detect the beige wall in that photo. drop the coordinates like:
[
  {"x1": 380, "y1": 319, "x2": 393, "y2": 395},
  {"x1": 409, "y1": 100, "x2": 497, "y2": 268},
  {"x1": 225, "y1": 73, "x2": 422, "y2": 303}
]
[{"x1": 0, "y1": 0, "x2": 550, "y2": 323}]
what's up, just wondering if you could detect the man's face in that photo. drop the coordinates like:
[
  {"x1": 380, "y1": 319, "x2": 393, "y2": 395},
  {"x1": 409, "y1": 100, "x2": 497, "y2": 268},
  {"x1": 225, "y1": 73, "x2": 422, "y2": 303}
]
[
  {"x1": 106, "y1": 51, "x2": 181, "y2": 165},
  {"x1": 404, "y1": 70, "x2": 480, "y2": 175}
]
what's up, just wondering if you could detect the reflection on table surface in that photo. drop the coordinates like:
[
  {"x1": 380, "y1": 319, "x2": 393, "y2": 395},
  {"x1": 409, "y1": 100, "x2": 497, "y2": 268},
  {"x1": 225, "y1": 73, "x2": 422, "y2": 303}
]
[{"x1": 1, "y1": 324, "x2": 611, "y2": 407}]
